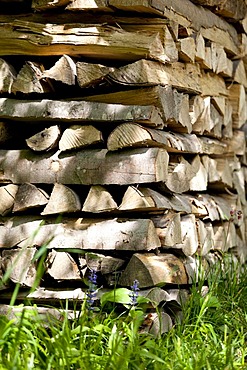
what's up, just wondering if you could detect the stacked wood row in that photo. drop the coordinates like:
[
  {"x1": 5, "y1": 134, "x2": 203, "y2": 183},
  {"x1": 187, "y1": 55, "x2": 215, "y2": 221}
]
[{"x1": 0, "y1": 0, "x2": 246, "y2": 327}]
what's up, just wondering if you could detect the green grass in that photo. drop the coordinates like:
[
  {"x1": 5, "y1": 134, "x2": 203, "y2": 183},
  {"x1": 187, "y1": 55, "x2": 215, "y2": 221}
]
[{"x1": 1, "y1": 257, "x2": 247, "y2": 370}]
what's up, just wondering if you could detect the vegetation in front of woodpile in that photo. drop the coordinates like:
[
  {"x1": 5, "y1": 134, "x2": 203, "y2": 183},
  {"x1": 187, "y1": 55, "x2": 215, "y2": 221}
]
[{"x1": 0, "y1": 254, "x2": 247, "y2": 370}]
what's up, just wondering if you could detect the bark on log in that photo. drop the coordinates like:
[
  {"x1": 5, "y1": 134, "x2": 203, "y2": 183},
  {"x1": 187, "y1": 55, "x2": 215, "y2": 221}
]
[
  {"x1": 0, "y1": 21, "x2": 172, "y2": 63},
  {"x1": 190, "y1": 0, "x2": 247, "y2": 21},
  {"x1": 0, "y1": 58, "x2": 17, "y2": 93},
  {"x1": 0, "y1": 184, "x2": 18, "y2": 216},
  {"x1": 13, "y1": 183, "x2": 49, "y2": 213},
  {"x1": 0, "y1": 217, "x2": 161, "y2": 251},
  {"x1": 0, "y1": 148, "x2": 169, "y2": 185},
  {"x1": 0, "y1": 98, "x2": 163, "y2": 128},
  {"x1": 119, "y1": 253, "x2": 188, "y2": 288},
  {"x1": 11, "y1": 61, "x2": 52, "y2": 94},
  {"x1": 1, "y1": 248, "x2": 37, "y2": 287},
  {"x1": 105, "y1": 0, "x2": 241, "y2": 55}
]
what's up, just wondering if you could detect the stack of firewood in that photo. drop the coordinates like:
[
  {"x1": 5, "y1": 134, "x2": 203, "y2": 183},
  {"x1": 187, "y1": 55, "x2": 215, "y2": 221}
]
[{"x1": 0, "y1": 0, "x2": 246, "y2": 328}]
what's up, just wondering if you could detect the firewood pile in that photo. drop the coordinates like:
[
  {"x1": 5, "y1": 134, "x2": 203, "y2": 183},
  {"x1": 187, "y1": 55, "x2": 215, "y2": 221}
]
[{"x1": 0, "y1": 0, "x2": 247, "y2": 328}]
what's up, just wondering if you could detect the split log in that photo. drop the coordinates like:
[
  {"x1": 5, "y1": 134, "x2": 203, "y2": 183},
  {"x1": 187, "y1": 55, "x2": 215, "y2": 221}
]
[
  {"x1": 228, "y1": 84, "x2": 247, "y2": 129},
  {"x1": 82, "y1": 185, "x2": 117, "y2": 213},
  {"x1": 46, "y1": 251, "x2": 81, "y2": 280},
  {"x1": 26, "y1": 125, "x2": 61, "y2": 152},
  {"x1": 107, "y1": 123, "x2": 215, "y2": 154},
  {"x1": 223, "y1": 130, "x2": 246, "y2": 156},
  {"x1": 76, "y1": 62, "x2": 114, "y2": 89},
  {"x1": 173, "y1": 214, "x2": 198, "y2": 256},
  {"x1": 0, "y1": 184, "x2": 18, "y2": 216},
  {"x1": 162, "y1": 155, "x2": 200, "y2": 194},
  {"x1": 213, "y1": 222, "x2": 237, "y2": 252},
  {"x1": 32, "y1": 0, "x2": 72, "y2": 11},
  {"x1": 0, "y1": 217, "x2": 161, "y2": 251},
  {"x1": 13, "y1": 183, "x2": 49, "y2": 213},
  {"x1": 41, "y1": 183, "x2": 81, "y2": 215},
  {"x1": 11, "y1": 61, "x2": 52, "y2": 94},
  {"x1": 189, "y1": 156, "x2": 207, "y2": 191},
  {"x1": 0, "y1": 98, "x2": 163, "y2": 128},
  {"x1": 0, "y1": 58, "x2": 17, "y2": 93},
  {"x1": 152, "y1": 211, "x2": 182, "y2": 247},
  {"x1": 66, "y1": 0, "x2": 113, "y2": 12},
  {"x1": 222, "y1": 100, "x2": 233, "y2": 139},
  {"x1": 196, "y1": 220, "x2": 214, "y2": 256},
  {"x1": 107, "y1": 0, "x2": 241, "y2": 55},
  {"x1": 232, "y1": 60, "x2": 247, "y2": 88},
  {"x1": 59, "y1": 125, "x2": 103, "y2": 152},
  {"x1": 84, "y1": 253, "x2": 125, "y2": 274},
  {"x1": 42, "y1": 55, "x2": 76, "y2": 85},
  {"x1": 0, "y1": 148, "x2": 169, "y2": 185},
  {"x1": 119, "y1": 186, "x2": 172, "y2": 212},
  {"x1": 178, "y1": 37, "x2": 196, "y2": 63},
  {"x1": 200, "y1": 72, "x2": 227, "y2": 97},
  {"x1": 1, "y1": 248, "x2": 37, "y2": 287},
  {"x1": 190, "y1": 0, "x2": 247, "y2": 21},
  {"x1": 233, "y1": 168, "x2": 246, "y2": 205},
  {"x1": 119, "y1": 253, "x2": 188, "y2": 288},
  {"x1": 0, "y1": 21, "x2": 172, "y2": 63},
  {"x1": 85, "y1": 85, "x2": 190, "y2": 128},
  {"x1": 108, "y1": 59, "x2": 202, "y2": 94},
  {"x1": 202, "y1": 156, "x2": 233, "y2": 189},
  {"x1": 197, "y1": 194, "x2": 220, "y2": 221},
  {"x1": 195, "y1": 33, "x2": 206, "y2": 64}
]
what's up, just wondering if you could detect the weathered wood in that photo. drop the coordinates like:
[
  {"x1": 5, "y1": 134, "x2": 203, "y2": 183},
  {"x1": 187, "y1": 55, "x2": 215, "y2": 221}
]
[
  {"x1": 200, "y1": 71, "x2": 227, "y2": 97},
  {"x1": 84, "y1": 253, "x2": 125, "y2": 274},
  {"x1": 108, "y1": 0, "x2": 241, "y2": 55},
  {"x1": 59, "y1": 125, "x2": 103, "y2": 152},
  {"x1": 173, "y1": 214, "x2": 198, "y2": 256},
  {"x1": 164, "y1": 155, "x2": 200, "y2": 194},
  {"x1": 232, "y1": 60, "x2": 247, "y2": 88},
  {"x1": 213, "y1": 222, "x2": 237, "y2": 252},
  {"x1": 0, "y1": 148, "x2": 169, "y2": 185},
  {"x1": 178, "y1": 37, "x2": 196, "y2": 63},
  {"x1": 0, "y1": 58, "x2": 17, "y2": 93},
  {"x1": 0, "y1": 98, "x2": 163, "y2": 128},
  {"x1": 0, "y1": 217, "x2": 161, "y2": 251},
  {"x1": 119, "y1": 253, "x2": 188, "y2": 288},
  {"x1": 108, "y1": 59, "x2": 202, "y2": 94},
  {"x1": 0, "y1": 21, "x2": 171, "y2": 63},
  {"x1": 228, "y1": 84, "x2": 247, "y2": 129},
  {"x1": 42, "y1": 55, "x2": 76, "y2": 85},
  {"x1": 13, "y1": 183, "x2": 49, "y2": 212},
  {"x1": 46, "y1": 251, "x2": 81, "y2": 280},
  {"x1": 202, "y1": 156, "x2": 233, "y2": 189},
  {"x1": 32, "y1": 0, "x2": 72, "y2": 11},
  {"x1": 0, "y1": 184, "x2": 18, "y2": 216},
  {"x1": 11, "y1": 61, "x2": 52, "y2": 94},
  {"x1": 223, "y1": 130, "x2": 246, "y2": 156},
  {"x1": 196, "y1": 220, "x2": 214, "y2": 256},
  {"x1": 82, "y1": 185, "x2": 117, "y2": 213},
  {"x1": 41, "y1": 183, "x2": 81, "y2": 215},
  {"x1": 152, "y1": 211, "x2": 182, "y2": 247},
  {"x1": 66, "y1": 0, "x2": 113, "y2": 12},
  {"x1": 1, "y1": 248, "x2": 37, "y2": 287},
  {"x1": 190, "y1": 0, "x2": 247, "y2": 21},
  {"x1": 84, "y1": 85, "x2": 186, "y2": 127},
  {"x1": 76, "y1": 62, "x2": 114, "y2": 88},
  {"x1": 26, "y1": 125, "x2": 61, "y2": 152},
  {"x1": 189, "y1": 156, "x2": 207, "y2": 191}
]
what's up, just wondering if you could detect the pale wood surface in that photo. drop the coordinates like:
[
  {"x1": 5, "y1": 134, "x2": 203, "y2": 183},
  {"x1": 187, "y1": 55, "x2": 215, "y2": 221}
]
[
  {"x1": 0, "y1": 148, "x2": 169, "y2": 185},
  {"x1": 0, "y1": 217, "x2": 161, "y2": 251},
  {"x1": 0, "y1": 98, "x2": 163, "y2": 128},
  {"x1": 13, "y1": 183, "x2": 49, "y2": 212},
  {"x1": 26, "y1": 125, "x2": 61, "y2": 152}
]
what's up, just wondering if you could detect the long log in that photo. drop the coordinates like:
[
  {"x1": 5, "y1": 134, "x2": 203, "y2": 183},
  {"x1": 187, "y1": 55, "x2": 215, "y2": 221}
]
[
  {"x1": 0, "y1": 148, "x2": 169, "y2": 185},
  {"x1": 190, "y1": 0, "x2": 247, "y2": 21},
  {"x1": 0, "y1": 20, "x2": 171, "y2": 63},
  {"x1": 0, "y1": 217, "x2": 161, "y2": 251},
  {"x1": 108, "y1": 59, "x2": 202, "y2": 94},
  {"x1": 0, "y1": 98, "x2": 163, "y2": 128}
]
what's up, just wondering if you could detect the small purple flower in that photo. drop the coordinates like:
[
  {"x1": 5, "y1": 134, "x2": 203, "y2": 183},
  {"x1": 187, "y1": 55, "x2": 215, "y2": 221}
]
[
  {"x1": 130, "y1": 279, "x2": 139, "y2": 306},
  {"x1": 86, "y1": 269, "x2": 97, "y2": 311}
]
